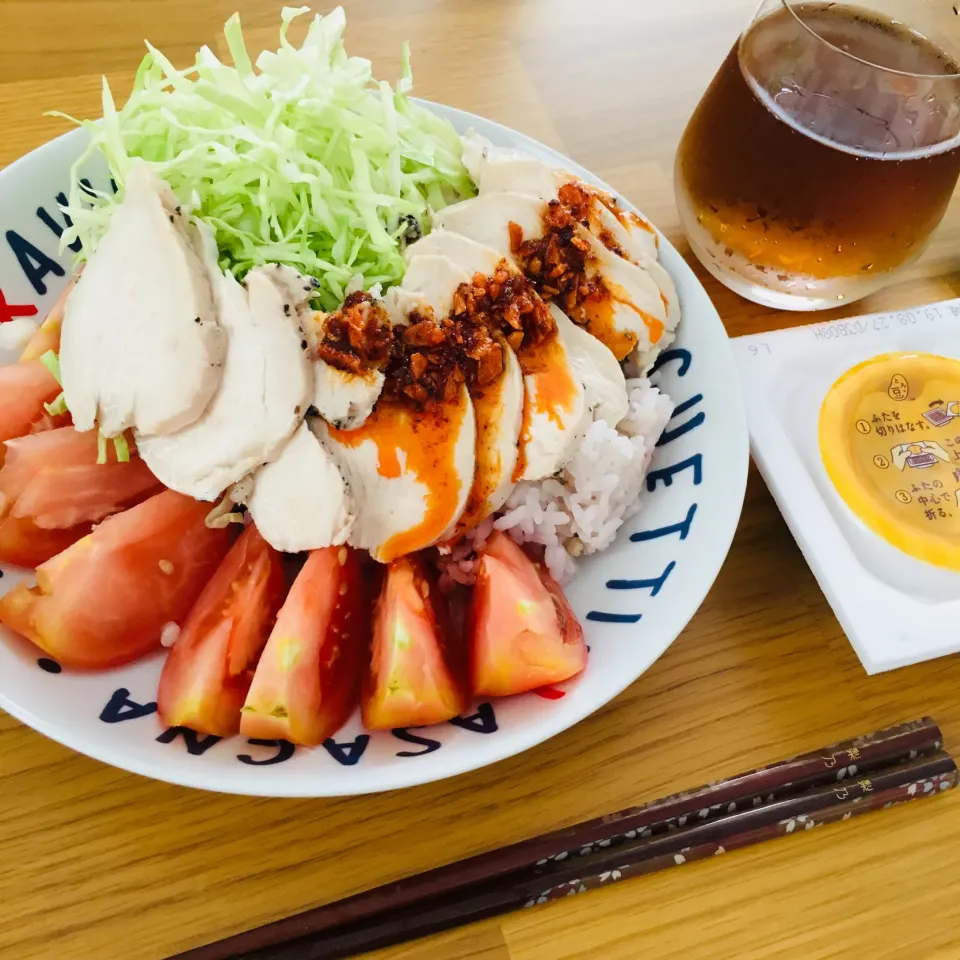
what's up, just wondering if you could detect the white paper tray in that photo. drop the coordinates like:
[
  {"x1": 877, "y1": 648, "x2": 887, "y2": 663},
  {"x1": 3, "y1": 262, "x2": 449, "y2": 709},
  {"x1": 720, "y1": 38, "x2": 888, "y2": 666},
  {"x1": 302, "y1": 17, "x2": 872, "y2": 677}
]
[{"x1": 732, "y1": 299, "x2": 960, "y2": 674}]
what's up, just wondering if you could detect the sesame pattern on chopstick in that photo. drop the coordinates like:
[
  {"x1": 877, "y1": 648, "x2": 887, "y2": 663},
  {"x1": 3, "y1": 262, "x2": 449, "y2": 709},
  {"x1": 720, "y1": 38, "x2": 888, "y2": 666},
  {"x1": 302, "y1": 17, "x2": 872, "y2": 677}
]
[
  {"x1": 248, "y1": 752, "x2": 956, "y2": 960},
  {"x1": 524, "y1": 753, "x2": 957, "y2": 906},
  {"x1": 168, "y1": 718, "x2": 949, "y2": 960}
]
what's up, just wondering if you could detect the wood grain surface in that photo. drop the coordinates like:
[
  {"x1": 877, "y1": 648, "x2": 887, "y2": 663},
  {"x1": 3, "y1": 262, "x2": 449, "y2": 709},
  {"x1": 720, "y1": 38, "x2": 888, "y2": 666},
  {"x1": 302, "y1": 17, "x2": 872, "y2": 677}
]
[{"x1": 3, "y1": 2, "x2": 960, "y2": 959}]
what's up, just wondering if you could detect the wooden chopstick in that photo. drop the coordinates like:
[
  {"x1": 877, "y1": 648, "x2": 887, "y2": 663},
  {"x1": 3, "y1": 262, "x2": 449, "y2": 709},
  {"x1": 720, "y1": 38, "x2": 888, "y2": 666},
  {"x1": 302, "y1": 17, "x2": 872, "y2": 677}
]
[
  {"x1": 171, "y1": 718, "x2": 943, "y2": 960},
  {"x1": 274, "y1": 752, "x2": 957, "y2": 960}
]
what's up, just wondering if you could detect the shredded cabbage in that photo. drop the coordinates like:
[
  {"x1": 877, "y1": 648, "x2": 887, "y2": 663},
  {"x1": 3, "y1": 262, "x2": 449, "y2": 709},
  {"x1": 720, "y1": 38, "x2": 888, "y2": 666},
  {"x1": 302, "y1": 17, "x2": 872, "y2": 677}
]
[
  {"x1": 56, "y1": 6, "x2": 475, "y2": 309},
  {"x1": 38, "y1": 349, "x2": 69, "y2": 416},
  {"x1": 43, "y1": 393, "x2": 68, "y2": 417},
  {"x1": 112, "y1": 432, "x2": 131, "y2": 463},
  {"x1": 37, "y1": 348, "x2": 128, "y2": 460},
  {"x1": 38, "y1": 350, "x2": 62, "y2": 385}
]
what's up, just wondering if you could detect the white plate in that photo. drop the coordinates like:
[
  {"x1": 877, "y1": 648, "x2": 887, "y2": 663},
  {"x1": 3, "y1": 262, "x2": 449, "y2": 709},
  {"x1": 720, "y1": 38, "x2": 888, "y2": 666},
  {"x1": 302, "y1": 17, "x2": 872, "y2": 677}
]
[{"x1": 0, "y1": 105, "x2": 749, "y2": 796}]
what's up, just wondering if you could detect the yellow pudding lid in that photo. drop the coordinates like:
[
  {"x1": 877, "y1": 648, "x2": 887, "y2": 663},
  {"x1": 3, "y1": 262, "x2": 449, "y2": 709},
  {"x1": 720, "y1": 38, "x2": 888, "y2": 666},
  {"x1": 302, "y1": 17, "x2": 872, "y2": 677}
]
[{"x1": 820, "y1": 352, "x2": 960, "y2": 571}]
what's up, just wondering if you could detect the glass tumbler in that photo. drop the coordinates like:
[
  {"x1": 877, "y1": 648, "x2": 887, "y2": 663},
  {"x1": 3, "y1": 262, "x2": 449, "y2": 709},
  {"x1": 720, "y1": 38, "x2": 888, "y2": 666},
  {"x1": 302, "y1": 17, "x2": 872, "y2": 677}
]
[{"x1": 675, "y1": 0, "x2": 960, "y2": 311}]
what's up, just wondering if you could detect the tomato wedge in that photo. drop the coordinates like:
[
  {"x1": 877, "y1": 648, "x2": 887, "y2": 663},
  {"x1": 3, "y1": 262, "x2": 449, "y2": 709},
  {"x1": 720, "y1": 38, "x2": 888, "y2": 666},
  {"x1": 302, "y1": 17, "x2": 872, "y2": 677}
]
[
  {"x1": 0, "y1": 427, "x2": 161, "y2": 530},
  {"x1": 241, "y1": 547, "x2": 369, "y2": 746},
  {"x1": 0, "y1": 514, "x2": 89, "y2": 570},
  {"x1": 158, "y1": 525, "x2": 285, "y2": 737},
  {"x1": 18, "y1": 277, "x2": 73, "y2": 363},
  {"x1": 0, "y1": 279, "x2": 76, "y2": 465},
  {"x1": 0, "y1": 490, "x2": 231, "y2": 668},
  {"x1": 469, "y1": 531, "x2": 587, "y2": 697},
  {"x1": 0, "y1": 362, "x2": 62, "y2": 452},
  {"x1": 362, "y1": 556, "x2": 468, "y2": 730},
  {"x1": 27, "y1": 409, "x2": 72, "y2": 435}
]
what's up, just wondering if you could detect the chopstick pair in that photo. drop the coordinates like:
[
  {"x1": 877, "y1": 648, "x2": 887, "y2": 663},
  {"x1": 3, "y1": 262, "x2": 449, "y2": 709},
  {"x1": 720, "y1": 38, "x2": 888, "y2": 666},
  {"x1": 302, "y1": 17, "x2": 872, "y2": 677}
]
[{"x1": 172, "y1": 718, "x2": 954, "y2": 960}]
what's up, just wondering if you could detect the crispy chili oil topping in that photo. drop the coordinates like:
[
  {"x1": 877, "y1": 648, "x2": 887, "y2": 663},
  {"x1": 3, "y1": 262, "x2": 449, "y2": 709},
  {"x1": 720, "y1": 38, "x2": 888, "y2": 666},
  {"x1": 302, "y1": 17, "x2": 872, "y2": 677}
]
[
  {"x1": 315, "y1": 262, "x2": 557, "y2": 410},
  {"x1": 314, "y1": 291, "x2": 393, "y2": 375},
  {"x1": 383, "y1": 260, "x2": 555, "y2": 408},
  {"x1": 454, "y1": 260, "x2": 554, "y2": 355},
  {"x1": 382, "y1": 306, "x2": 467, "y2": 406},
  {"x1": 508, "y1": 198, "x2": 608, "y2": 326},
  {"x1": 556, "y1": 182, "x2": 627, "y2": 258},
  {"x1": 557, "y1": 181, "x2": 594, "y2": 223}
]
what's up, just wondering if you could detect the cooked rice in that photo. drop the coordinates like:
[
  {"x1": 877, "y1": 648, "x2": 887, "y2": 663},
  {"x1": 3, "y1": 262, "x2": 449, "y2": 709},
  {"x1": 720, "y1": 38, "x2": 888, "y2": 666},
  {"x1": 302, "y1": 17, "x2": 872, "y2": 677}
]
[
  {"x1": 438, "y1": 378, "x2": 673, "y2": 586},
  {"x1": 160, "y1": 622, "x2": 181, "y2": 648}
]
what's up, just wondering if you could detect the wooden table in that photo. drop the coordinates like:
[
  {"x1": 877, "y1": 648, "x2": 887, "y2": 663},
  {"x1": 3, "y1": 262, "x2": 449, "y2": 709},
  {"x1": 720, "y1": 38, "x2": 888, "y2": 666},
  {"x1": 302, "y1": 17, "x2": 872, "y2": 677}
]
[{"x1": 3, "y1": 1, "x2": 960, "y2": 958}]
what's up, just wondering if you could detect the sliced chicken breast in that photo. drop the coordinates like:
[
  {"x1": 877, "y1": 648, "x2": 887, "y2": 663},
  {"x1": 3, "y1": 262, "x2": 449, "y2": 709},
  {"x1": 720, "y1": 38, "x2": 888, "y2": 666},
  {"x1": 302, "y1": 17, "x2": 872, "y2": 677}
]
[
  {"x1": 246, "y1": 420, "x2": 354, "y2": 552},
  {"x1": 589, "y1": 185, "x2": 661, "y2": 260},
  {"x1": 407, "y1": 229, "x2": 589, "y2": 485},
  {"x1": 433, "y1": 192, "x2": 542, "y2": 255},
  {"x1": 471, "y1": 154, "x2": 559, "y2": 206},
  {"x1": 455, "y1": 342, "x2": 524, "y2": 533},
  {"x1": 137, "y1": 264, "x2": 312, "y2": 501},
  {"x1": 302, "y1": 307, "x2": 385, "y2": 432},
  {"x1": 313, "y1": 254, "x2": 486, "y2": 558},
  {"x1": 60, "y1": 160, "x2": 224, "y2": 437},
  {"x1": 316, "y1": 389, "x2": 476, "y2": 562},
  {"x1": 311, "y1": 362, "x2": 384, "y2": 432},
  {"x1": 432, "y1": 192, "x2": 667, "y2": 363},
  {"x1": 550, "y1": 304, "x2": 628, "y2": 428},
  {"x1": 401, "y1": 254, "x2": 470, "y2": 316},
  {"x1": 461, "y1": 130, "x2": 534, "y2": 185},
  {"x1": 462, "y1": 130, "x2": 660, "y2": 262},
  {"x1": 514, "y1": 330, "x2": 590, "y2": 482},
  {"x1": 582, "y1": 191, "x2": 659, "y2": 264},
  {"x1": 292, "y1": 251, "x2": 476, "y2": 563},
  {"x1": 586, "y1": 237, "x2": 672, "y2": 366},
  {"x1": 459, "y1": 134, "x2": 676, "y2": 354},
  {"x1": 382, "y1": 287, "x2": 426, "y2": 326},
  {"x1": 405, "y1": 229, "x2": 506, "y2": 276},
  {"x1": 580, "y1": 197, "x2": 679, "y2": 349},
  {"x1": 405, "y1": 239, "x2": 526, "y2": 528},
  {"x1": 301, "y1": 296, "x2": 396, "y2": 432}
]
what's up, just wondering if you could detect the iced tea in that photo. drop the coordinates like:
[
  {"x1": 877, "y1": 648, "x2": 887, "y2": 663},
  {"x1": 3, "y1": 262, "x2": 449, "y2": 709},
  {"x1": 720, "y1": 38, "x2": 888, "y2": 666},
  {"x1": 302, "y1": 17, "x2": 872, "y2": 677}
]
[{"x1": 676, "y1": 2, "x2": 960, "y2": 310}]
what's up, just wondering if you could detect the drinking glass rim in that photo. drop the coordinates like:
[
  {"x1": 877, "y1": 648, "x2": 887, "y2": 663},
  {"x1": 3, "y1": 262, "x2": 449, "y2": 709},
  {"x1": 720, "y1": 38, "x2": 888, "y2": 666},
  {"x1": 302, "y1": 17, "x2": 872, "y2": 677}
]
[{"x1": 776, "y1": 0, "x2": 960, "y2": 80}]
